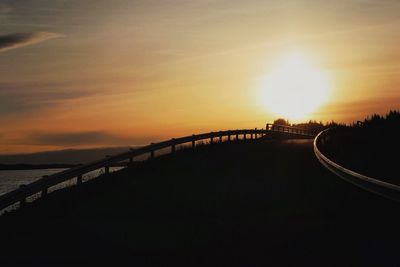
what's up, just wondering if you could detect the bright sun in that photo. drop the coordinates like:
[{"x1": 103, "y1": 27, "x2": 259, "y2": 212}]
[{"x1": 260, "y1": 52, "x2": 332, "y2": 120}]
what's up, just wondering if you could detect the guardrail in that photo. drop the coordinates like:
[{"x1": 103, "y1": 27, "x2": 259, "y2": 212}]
[
  {"x1": 266, "y1": 123, "x2": 316, "y2": 137},
  {"x1": 313, "y1": 128, "x2": 400, "y2": 202},
  {"x1": 0, "y1": 124, "x2": 315, "y2": 214}
]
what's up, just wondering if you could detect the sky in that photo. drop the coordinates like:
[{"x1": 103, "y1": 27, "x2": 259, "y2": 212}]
[{"x1": 1, "y1": 0, "x2": 400, "y2": 154}]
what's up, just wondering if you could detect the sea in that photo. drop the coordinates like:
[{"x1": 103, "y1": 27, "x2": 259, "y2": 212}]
[{"x1": 0, "y1": 167, "x2": 124, "y2": 196}]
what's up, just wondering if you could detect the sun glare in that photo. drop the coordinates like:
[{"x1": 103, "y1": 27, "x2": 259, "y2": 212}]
[{"x1": 259, "y1": 52, "x2": 332, "y2": 120}]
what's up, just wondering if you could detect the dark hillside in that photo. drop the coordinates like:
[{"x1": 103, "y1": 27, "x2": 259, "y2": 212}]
[
  {"x1": 1, "y1": 139, "x2": 399, "y2": 266},
  {"x1": 321, "y1": 111, "x2": 400, "y2": 184}
]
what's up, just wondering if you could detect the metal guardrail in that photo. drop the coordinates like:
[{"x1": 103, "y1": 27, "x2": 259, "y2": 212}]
[
  {"x1": 266, "y1": 123, "x2": 316, "y2": 137},
  {"x1": 0, "y1": 124, "x2": 315, "y2": 213},
  {"x1": 314, "y1": 128, "x2": 400, "y2": 202}
]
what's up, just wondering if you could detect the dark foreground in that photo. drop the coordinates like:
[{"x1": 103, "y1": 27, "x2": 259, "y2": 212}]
[
  {"x1": 322, "y1": 126, "x2": 399, "y2": 184},
  {"x1": 1, "y1": 139, "x2": 399, "y2": 266}
]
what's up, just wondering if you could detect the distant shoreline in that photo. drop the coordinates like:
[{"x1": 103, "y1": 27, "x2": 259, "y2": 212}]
[{"x1": 0, "y1": 164, "x2": 79, "y2": 171}]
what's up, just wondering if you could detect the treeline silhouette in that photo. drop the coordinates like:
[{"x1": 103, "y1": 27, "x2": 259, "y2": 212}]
[
  {"x1": 273, "y1": 118, "x2": 343, "y2": 133},
  {"x1": 320, "y1": 110, "x2": 400, "y2": 184}
]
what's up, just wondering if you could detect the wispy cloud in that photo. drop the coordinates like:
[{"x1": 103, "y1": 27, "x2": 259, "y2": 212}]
[
  {"x1": 0, "y1": 32, "x2": 64, "y2": 53},
  {"x1": 29, "y1": 132, "x2": 126, "y2": 146},
  {"x1": 0, "y1": 4, "x2": 12, "y2": 14},
  {"x1": 27, "y1": 131, "x2": 154, "y2": 147},
  {"x1": 0, "y1": 82, "x2": 92, "y2": 115}
]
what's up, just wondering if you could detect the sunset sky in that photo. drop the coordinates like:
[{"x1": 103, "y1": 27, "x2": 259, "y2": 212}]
[{"x1": 1, "y1": 0, "x2": 400, "y2": 153}]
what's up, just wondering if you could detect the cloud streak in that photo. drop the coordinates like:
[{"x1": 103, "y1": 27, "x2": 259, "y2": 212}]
[
  {"x1": 27, "y1": 131, "x2": 156, "y2": 147},
  {"x1": 0, "y1": 4, "x2": 12, "y2": 14},
  {"x1": 0, "y1": 82, "x2": 93, "y2": 115},
  {"x1": 0, "y1": 32, "x2": 63, "y2": 53}
]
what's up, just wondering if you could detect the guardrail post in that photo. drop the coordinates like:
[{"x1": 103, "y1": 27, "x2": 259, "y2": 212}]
[
  {"x1": 129, "y1": 157, "x2": 134, "y2": 164},
  {"x1": 41, "y1": 188, "x2": 48, "y2": 197},
  {"x1": 171, "y1": 138, "x2": 176, "y2": 153},
  {"x1": 228, "y1": 133, "x2": 231, "y2": 142},
  {"x1": 41, "y1": 176, "x2": 48, "y2": 197},
  {"x1": 210, "y1": 134, "x2": 213, "y2": 144},
  {"x1": 20, "y1": 198, "x2": 26, "y2": 208},
  {"x1": 243, "y1": 133, "x2": 246, "y2": 140},
  {"x1": 104, "y1": 155, "x2": 111, "y2": 174},
  {"x1": 219, "y1": 134, "x2": 223, "y2": 143},
  {"x1": 77, "y1": 174, "x2": 83, "y2": 185},
  {"x1": 236, "y1": 131, "x2": 239, "y2": 141},
  {"x1": 150, "y1": 143, "x2": 155, "y2": 159},
  {"x1": 19, "y1": 185, "x2": 26, "y2": 208},
  {"x1": 192, "y1": 135, "x2": 195, "y2": 149}
]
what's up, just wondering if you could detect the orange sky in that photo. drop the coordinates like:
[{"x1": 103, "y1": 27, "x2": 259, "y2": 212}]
[{"x1": 1, "y1": 1, "x2": 400, "y2": 153}]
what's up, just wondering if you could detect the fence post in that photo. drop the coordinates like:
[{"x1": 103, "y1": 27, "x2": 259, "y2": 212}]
[
  {"x1": 236, "y1": 131, "x2": 239, "y2": 141},
  {"x1": 105, "y1": 166, "x2": 110, "y2": 175},
  {"x1": 129, "y1": 157, "x2": 134, "y2": 164},
  {"x1": 192, "y1": 135, "x2": 196, "y2": 149},
  {"x1": 243, "y1": 133, "x2": 246, "y2": 140},
  {"x1": 228, "y1": 132, "x2": 231, "y2": 142},
  {"x1": 219, "y1": 133, "x2": 223, "y2": 143},
  {"x1": 210, "y1": 133, "x2": 213, "y2": 144}
]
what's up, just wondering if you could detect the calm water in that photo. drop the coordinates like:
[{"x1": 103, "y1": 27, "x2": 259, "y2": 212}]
[{"x1": 0, "y1": 167, "x2": 124, "y2": 196}]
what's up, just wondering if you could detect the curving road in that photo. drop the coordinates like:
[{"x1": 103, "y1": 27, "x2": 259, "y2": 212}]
[{"x1": 1, "y1": 139, "x2": 399, "y2": 266}]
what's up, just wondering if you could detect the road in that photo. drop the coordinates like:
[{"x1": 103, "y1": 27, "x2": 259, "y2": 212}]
[{"x1": 1, "y1": 139, "x2": 399, "y2": 266}]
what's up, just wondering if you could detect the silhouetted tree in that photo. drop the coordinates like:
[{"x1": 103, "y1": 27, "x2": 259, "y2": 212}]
[{"x1": 273, "y1": 118, "x2": 290, "y2": 126}]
